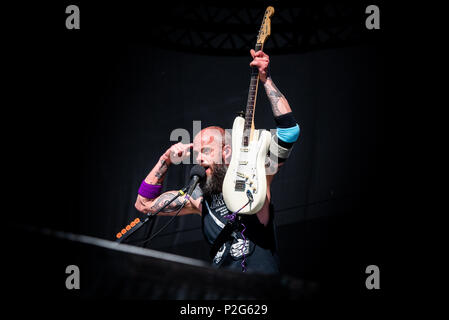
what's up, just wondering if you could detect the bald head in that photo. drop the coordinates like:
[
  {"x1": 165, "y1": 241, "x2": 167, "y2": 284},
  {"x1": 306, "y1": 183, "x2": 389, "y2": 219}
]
[
  {"x1": 192, "y1": 126, "x2": 232, "y2": 167},
  {"x1": 193, "y1": 126, "x2": 230, "y2": 146}
]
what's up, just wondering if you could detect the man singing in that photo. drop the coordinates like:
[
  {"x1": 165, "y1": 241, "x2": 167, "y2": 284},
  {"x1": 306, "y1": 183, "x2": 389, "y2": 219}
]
[{"x1": 135, "y1": 50, "x2": 300, "y2": 274}]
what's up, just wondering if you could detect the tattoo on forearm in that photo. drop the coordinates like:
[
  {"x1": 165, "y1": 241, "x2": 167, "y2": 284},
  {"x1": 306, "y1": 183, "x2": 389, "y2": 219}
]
[
  {"x1": 150, "y1": 192, "x2": 184, "y2": 213},
  {"x1": 264, "y1": 81, "x2": 285, "y2": 117},
  {"x1": 155, "y1": 159, "x2": 168, "y2": 180}
]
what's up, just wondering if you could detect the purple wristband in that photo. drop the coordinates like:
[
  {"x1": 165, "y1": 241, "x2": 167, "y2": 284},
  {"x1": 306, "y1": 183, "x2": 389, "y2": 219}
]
[{"x1": 138, "y1": 181, "x2": 163, "y2": 199}]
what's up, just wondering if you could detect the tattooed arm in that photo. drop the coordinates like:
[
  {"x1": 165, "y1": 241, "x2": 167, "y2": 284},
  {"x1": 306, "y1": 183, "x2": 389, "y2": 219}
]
[
  {"x1": 250, "y1": 50, "x2": 299, "y2": 183},
  {"x1": 135, "y1": 142, "x2": 203, "y2": 216},
  {"x1": 143, "y1": 142, "x2": 192, "y2": 185},
  {"x1": 249, "y1": 49, "x2": 292, "y2": 117},
  {"x1": 136, "y1": 187, "x2": 202, "y2": 216},
  {"x1": 141, "y1": 185, "x2": 202, "y2": 216},
  {"x1": 263, "y1": 78, "x2": 294, "y2": 181},
  {"x1": 263, "y1": 78, "x2": 292, "y2": 117}
]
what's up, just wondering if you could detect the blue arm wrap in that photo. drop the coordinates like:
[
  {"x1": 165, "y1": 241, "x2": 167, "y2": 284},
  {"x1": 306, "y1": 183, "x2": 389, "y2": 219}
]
[{"x1": 276, "y1": 124, "x2": 300, "y2": 143}]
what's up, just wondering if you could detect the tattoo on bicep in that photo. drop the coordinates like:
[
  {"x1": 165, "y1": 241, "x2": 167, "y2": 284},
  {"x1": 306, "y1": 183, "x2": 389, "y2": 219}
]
[
  {"x1": 150, "y1": 192, "x2": 184, "y2": 212},
  {"x1": 265, "y1": 82, "x2": 285, "y2": 116}
]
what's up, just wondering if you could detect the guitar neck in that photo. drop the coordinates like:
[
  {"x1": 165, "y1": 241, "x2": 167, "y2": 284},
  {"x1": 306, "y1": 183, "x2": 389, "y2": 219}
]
[{"x1": 242, "y1": 42, "x2": 264, "y2": 147}]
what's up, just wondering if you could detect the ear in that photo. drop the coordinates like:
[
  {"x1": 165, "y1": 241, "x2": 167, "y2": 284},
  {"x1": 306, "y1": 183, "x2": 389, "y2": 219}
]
[{"x1": 222, "y1": 144, "x2": 232, "y2": 164}]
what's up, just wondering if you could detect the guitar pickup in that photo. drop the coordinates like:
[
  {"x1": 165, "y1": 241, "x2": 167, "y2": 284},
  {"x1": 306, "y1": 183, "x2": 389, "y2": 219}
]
[
  {"x1": 236, "y1": 172, "x2": 246, "y2": 179},
  {"x1": 240, "y1": 147, "x2": 249, "y2": 152},
  {"x1": 238, "y1": 161, "x2": 248, "y2": 165},
  {"x1": 234, "y1": 180, "x2": 246, "y2": 192}
]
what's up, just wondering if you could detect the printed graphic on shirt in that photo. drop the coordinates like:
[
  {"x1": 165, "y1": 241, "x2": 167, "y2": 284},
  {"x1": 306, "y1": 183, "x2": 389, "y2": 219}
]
[
  {"x1": 230, "y1": 239, "x2": 250, "y2": 259},
  {"x1": 213, "y1": 243, "x2": 227, "y2": 264},
  {"x1": 204, "y1": 200, "x2": 225, "y2": 229},
  {"x1": 230, "y1": 231, "x2": 254, "y2": 260},
  {"x1": 205, "y1": 193, "x2": 255, "y2": 264},
  {"x1": 209, "y1": 193, "x2": 230, "y2": 217}
]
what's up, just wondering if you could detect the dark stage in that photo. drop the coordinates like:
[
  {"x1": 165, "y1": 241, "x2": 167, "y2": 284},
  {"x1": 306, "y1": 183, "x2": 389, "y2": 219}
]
[{"x1": 6, "y1": 0, "x2": 392, "y2": 312}]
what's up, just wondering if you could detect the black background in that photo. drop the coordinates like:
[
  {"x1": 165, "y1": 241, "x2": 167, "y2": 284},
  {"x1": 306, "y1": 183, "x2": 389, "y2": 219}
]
[{"x1": 6, "y1": 0, "x2": 399, "y2": 309}]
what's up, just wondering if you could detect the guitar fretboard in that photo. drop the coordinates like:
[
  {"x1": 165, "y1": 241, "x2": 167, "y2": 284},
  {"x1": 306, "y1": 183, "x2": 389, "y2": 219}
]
[{"x1": 242, "y1": 43, "x2": 263, "y2": 147}]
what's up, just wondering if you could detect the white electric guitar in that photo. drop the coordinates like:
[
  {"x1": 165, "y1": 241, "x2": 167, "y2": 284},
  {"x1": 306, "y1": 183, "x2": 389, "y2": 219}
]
[{"x1": 222, "y1": 6, "x2": 275, "y2": 215}]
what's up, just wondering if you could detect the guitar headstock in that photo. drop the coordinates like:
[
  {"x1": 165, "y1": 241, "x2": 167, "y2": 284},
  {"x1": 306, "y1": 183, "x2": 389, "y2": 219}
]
[{"x1": 256, "y1": 6, "x2": 275, "y2": 45}]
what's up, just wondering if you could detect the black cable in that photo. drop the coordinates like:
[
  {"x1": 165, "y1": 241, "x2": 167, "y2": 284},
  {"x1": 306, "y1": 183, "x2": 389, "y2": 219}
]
[
  {"x1": 127, "y1": 194, "x2": 358, "y2": 245},
  {"x1": 142, "y1": 213, "x2": 156, "y2": 245},
  {"x1": 136, "y1": 194, "x2": 358, "y2": 238},
  {"x1": 133, "y1": 198, "x2": 188, "y2": 247}
]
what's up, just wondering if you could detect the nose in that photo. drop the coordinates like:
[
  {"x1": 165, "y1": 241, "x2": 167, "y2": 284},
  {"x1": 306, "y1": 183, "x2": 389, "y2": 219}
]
[{"x1": 195, "y1": 153, "x2": 203, "y2": 165}]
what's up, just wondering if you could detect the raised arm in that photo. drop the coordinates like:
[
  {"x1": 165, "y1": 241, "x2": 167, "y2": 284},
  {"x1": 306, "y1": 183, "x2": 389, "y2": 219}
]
[
  {"x1": 263, "y1": 78, "x2": 292, "y2": 116},
  {"x1": 134, "y1": 142, "x2": 202, "y2": 216},
  {"x1": 249, "y1": 49, "x2": 300, "y2": 177}
]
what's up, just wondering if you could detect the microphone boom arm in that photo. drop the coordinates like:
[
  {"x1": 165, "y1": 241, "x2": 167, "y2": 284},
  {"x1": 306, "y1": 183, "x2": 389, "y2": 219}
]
[
  {"x1": 116, "y1": 165, "x2": 205, "y2": 244},
  {"x1": 116, "y1": 187, "x2": 187, "y2": 244}
]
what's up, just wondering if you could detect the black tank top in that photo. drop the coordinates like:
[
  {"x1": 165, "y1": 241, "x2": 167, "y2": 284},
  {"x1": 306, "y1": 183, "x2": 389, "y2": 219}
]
[{"x1": 201, "y1": 192, "x2": 280, "y2": 274}]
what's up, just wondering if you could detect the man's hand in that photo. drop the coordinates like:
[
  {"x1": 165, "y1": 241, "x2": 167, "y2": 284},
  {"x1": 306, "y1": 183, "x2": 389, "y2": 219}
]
[
  {"x1": 136, "y1": 142, "x2": 201, "y2": 216},
  {"x1": 249, "y1": 49, "x2": 270, "y2": 83},
  {"x1": 163, "y1": 142, "x2": 193, "y2": 165}
]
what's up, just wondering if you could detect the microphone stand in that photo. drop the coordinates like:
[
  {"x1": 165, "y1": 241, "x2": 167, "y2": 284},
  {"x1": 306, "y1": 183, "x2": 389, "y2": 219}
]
[{"x1": 116, "y1": 186, "x2": 188, "y2": 244}]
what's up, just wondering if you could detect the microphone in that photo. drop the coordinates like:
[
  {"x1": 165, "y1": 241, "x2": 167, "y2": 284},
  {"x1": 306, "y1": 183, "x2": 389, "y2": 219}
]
[
  {"x1": 115, "y1": 165, "x2": 206, "y2": 244},
  {"x1": 185, "y1": 165, "x2": 206, "y2": 199}
]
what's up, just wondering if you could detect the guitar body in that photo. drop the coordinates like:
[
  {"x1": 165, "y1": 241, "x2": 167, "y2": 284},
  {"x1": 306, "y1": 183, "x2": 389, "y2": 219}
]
[{"x1": 222, "y1": 116, "x2": 271, "y2": 214}]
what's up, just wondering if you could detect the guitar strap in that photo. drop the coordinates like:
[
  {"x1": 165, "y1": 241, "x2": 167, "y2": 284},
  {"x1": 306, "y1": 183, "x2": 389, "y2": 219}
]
[{"x1": 209, "y1": 218, "x2": 244, "y2": 259}]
